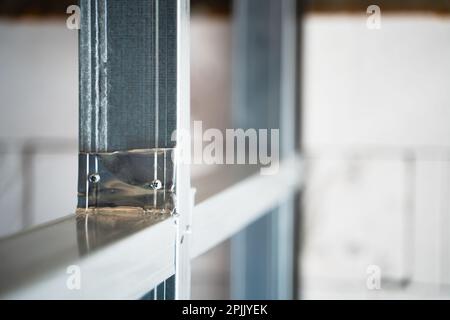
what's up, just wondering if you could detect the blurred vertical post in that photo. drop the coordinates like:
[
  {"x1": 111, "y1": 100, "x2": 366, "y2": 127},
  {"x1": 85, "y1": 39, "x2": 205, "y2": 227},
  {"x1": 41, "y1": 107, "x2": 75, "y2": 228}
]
[
  {"x1": 78, "y1": 0, "x2": 191, "y2": 299},
  {"x1": 230, "y1": 0, "x2": 300, "y2": 299},
  {"x1": 293, "y1": 0, "x2": 304, "y2": 300}
]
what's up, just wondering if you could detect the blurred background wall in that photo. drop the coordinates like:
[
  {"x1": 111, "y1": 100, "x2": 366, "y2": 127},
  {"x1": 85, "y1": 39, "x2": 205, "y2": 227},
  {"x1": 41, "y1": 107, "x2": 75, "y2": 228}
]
[
  {"x1": 302, "y1": 10, "x2": 450, "y2": 298},
  {"x1": 0, "y1": 20, "x2": 78, "y2": 235}
]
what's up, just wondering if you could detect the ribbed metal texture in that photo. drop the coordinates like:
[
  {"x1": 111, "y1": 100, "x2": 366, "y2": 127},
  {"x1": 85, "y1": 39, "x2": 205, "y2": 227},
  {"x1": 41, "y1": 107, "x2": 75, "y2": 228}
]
[{"x1": 79, "y1": 0, "x2": 177, "y2": 152}]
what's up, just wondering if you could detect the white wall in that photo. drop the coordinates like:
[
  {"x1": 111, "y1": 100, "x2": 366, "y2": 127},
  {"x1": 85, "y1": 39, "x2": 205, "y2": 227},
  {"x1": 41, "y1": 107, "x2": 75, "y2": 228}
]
[
  {"x1": 302, "y1": 14, "x2": 450, "y2": 299},
  {"x1": 0, "y1": 20, "x2": 78, "y2": 237},
  {"x1": 303, "y1": 14, "x2": 450, "y2": 148}
]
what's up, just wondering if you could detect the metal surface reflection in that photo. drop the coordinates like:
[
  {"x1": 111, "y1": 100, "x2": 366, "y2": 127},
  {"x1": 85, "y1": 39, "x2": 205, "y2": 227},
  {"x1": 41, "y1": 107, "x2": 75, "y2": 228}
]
[{"x1": 76, "y1": 211, "x2": 171, "y2": 255}]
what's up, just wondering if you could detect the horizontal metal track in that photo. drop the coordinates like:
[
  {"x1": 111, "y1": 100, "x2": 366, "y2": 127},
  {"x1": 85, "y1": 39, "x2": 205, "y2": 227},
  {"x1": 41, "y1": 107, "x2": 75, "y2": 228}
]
[{"x1": 0, "y1": 155, "x2": 302, "y2": 299}]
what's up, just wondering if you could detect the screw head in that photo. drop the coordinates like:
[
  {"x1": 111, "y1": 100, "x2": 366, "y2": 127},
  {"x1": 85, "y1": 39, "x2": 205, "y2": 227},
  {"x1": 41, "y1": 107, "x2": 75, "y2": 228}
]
[
  {"x1": 148, "y1": 179, "x2": 162, "y2": 190},
  {"x1": 88, "y1": 173, "x2": 100, "y2": 183}
]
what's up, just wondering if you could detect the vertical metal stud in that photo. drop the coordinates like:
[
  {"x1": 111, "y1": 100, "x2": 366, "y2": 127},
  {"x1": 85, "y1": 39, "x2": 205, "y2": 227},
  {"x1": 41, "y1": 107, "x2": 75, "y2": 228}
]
[
  {"x1": 79, "y1": 0, "x2": 191, "y2": 299},
  {"x1": 230, "y1": 0, "x2": 299, "y2": 299},
  {"x1": 174, "y1": 0, "x2": 192, "y2": 300}
]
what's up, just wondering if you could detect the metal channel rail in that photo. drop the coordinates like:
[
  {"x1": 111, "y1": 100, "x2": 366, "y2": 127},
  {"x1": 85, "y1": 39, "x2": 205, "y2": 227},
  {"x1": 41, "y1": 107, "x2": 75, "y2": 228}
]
[{"x1": 0, "y1": 156, "x2": 302, "y2": 299}]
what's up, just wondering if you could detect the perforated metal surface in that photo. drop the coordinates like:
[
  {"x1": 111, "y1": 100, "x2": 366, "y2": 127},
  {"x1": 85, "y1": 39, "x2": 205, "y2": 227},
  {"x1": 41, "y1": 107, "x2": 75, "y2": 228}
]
[{"x1": 79, "y1": 0, "x2": 177, "y2": 153}]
